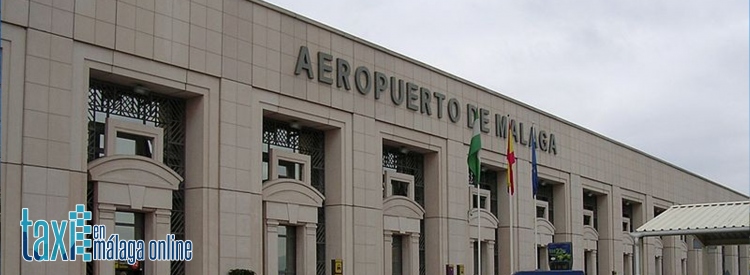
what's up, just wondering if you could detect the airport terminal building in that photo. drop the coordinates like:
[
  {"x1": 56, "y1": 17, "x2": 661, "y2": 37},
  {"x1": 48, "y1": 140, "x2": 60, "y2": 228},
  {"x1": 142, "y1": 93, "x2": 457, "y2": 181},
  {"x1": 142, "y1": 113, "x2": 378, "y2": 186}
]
[{"x1": 0, "y1": 1, "x2": 747, "y2": 275}]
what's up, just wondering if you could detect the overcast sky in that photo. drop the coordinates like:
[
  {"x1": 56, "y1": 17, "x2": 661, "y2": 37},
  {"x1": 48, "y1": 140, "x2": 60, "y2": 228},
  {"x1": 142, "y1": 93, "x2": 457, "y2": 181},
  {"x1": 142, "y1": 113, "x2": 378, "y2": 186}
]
[{"x1": 266, "y1": 0, "x2": 750, "y2": 196}]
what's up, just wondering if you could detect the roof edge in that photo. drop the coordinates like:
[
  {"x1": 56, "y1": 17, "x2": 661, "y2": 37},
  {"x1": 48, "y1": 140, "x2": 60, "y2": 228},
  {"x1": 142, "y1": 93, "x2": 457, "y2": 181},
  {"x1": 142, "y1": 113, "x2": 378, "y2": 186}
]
[{"x1": 632, "y1": 226, "x2": 749, "y2": 238}]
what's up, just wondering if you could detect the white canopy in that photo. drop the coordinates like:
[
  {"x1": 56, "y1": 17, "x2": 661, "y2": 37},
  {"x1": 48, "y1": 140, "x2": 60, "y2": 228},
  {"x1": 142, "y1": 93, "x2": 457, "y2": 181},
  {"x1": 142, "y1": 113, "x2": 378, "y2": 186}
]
[
  {"x1": 631, "y1": 200, "x2": 749, "y2": 246},
  {"x1": 631, "y1": 201, "x2": 749, "y2": 275}
]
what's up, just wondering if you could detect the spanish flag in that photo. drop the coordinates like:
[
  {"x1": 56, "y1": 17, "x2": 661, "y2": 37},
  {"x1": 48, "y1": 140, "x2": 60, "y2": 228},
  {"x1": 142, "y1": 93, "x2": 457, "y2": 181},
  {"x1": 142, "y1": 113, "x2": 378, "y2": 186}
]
[{"x1": 506, "y1": 120, "x2": 516, "y2": 195}]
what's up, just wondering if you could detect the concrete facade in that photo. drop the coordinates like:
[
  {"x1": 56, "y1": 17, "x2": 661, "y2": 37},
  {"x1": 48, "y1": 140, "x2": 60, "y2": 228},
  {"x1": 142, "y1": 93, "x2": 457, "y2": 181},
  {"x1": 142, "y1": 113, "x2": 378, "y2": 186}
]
[{"x1": 0, "y1": 1, "x2": 747, "y2": 275}]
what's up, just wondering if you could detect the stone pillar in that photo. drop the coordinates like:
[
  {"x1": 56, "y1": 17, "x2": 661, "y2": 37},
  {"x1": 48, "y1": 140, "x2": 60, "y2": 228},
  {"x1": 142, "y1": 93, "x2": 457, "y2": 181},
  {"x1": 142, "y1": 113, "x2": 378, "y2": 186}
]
[
  {"x1": 265, "y1": 220, "x2": 279, "y2": 275},
  {"x1": 687, "y1": 236, "x2": 702, "y2": 275},
  {"x1": 655, "y1": 256, "x2": 662, "y2": 275},
  {"x1": 586, "y1": 250, "x2": 598, "y2": 275},
  {"x1": 486, "y1": 241, "x2": 495, "y2": 275},
  {"x1": 302, "y1": 223, "x2": 318, "y2": 275},
  {"x1": 384, "y1": 232, "x2": 393, "y2": 275},
  {"x1": 539, "y1": 246, "x2": 549, "y2": 271},
  {"x1": 96, "y1": 203, "x2": 116, "y2": 275},
  {"x1": 408, "y1": 233, "x2": 420, "y2": 275},
  {"x1": 569, "y1": 174, "x2": 585, "y2": 272},
  {"x1": 723, "y1": 246, "x2": 738, "y2": 275},
  {"x1": 152, "y1": 209, "x2": 172, "y2": 275},
  {"x1": 663, "y1": 236, "x2": 676, "y2": 275},
  {"x1": 624, "y1": 254, "x2": 632, "y2": 275},
  {"x1": 596, "y1": 186, "x2": 616, "y2": 275},
  {"x1": 739, "y1": 245, "x2": 748, "y2": 275},
  {"x1": 704, "y1": 246, "x2": 722, "y2": 275}
]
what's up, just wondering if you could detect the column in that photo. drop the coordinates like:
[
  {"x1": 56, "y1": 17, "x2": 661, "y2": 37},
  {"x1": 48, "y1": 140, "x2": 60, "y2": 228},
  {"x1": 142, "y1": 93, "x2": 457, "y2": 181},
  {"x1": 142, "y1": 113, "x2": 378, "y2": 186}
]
[
  {"x1": 655, "y1": 256, "x2": 662, "y2": 275},
  {"x1": 704, "y1": 246, "x2": 722, "y2": 275},
  {"x1": 265, "y1": 220, "x2": 279, "y2": 275},
  {"x1": 152, "y1": 209, "x2": 172, "y2": 275},
  {"x1": 739, "y1": 245, "x2": 748, "y2": 275},
  {"x1": 624, "y1": 254, "x2": 632, "y2": 275},
  {"x1": 384, "y1": 232, "x2": 393, "y2": 275},
  {"x1": 486, "y1": 241, "x2": 495, "y2": 275},
  {"x1": 302, "y1": 223, "x2": 318, "y2": 275},
  {"x1": 586, "y1": 250, "x2": 598, "y2": 275},
  {"x1": 723, "y1": 246, "x2": 738, "y2": 275},
  {"x1": 96, "y1": 203, "x2": 116, "y2": 275},
  {"x1": 408, "y1": 233, "x2": 420, "y2": 275},
  {"x1": 596, "y1": 187, "x2": 615, "y2": 275},
  {"x1": 539, "y1": 246, "x2": 549, "y2": 271},
  {"x1": 687, "y1": 236, "x2": 702, "y2": 275}
]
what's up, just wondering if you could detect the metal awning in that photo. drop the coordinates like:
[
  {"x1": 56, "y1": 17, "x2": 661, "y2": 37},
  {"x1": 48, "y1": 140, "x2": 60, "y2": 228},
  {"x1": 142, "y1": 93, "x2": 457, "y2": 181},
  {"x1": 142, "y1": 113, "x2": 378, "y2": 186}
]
[{"x1": 631, "y1": 200, "x2": 750, "y2": 246}]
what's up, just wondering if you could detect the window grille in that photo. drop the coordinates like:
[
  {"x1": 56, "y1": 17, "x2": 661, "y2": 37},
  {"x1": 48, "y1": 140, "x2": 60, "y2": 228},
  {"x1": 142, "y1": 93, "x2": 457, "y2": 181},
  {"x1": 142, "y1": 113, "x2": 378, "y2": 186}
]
[
  {"x1": 263, "y1": 118, "x2": 326, "y2": 275},
  {"x1": 86, "y1": 79, "x2": 186, "y2": 275},
  {"x1": 382, "y1": 146, "x2": 425, "y2": 275}
]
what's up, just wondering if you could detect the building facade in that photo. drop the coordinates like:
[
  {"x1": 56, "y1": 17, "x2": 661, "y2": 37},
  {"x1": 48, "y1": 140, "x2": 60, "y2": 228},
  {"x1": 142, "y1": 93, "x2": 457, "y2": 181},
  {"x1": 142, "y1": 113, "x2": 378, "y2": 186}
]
[{"x1": 0, "y1": 0, "x2": 747, "y2": 275}]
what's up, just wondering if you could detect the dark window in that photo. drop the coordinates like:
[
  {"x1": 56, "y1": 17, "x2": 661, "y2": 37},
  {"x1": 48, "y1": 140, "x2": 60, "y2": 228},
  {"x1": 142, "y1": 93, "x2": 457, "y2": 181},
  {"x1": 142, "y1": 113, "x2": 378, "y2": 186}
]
[
  {"x1": 654, "y1": 207, "x2": 666, "y2": 217},
  {"x1": 622, "y1": 202, "x2": 633, "y2": 232},
  {"x1": 473, "y1": 241, "x2": 479, "y2": 275},
  {"x1": 392, "y1": 235, "x2": 403, "y2": 275},
  {"x1": 537, "y1": 247, "x2": 545, "y2": 270},
  {"x1": 392, "y1": 180, "x2": 409, "y2": 197},
  {"x1": 114, "y1": 211, "x2": 145, "y2": 275},
  {"x1": 472, "y1": 196, "x2": 487, "y2": 209},
  {"x1": 263, "y1": 118, "x2": 326, "y2": 275},
  {"x1": 278, "y1": 160, "x2": 302, "y2": 180},
  {"x1": 86, "y1": 79, "x2": 186, "y2": 275},
  {"x1": 536, "y1": 184, "x2": 554, "y2": 224},
  {"x1": 278, "y1": 226, "x2": 297, "y2": 275},
  {"x1": 469, "y1": 170, "x2": 498, "y2": 217},
  {"x1": 583, "y1": 192, "x2": 598, "y2": 230},
  {"x1": 383, "y1": 146, "x2": 425, "y2": 275},
  {"x1": 536, "y1": 206, "x2": 546, "y2": 219}
]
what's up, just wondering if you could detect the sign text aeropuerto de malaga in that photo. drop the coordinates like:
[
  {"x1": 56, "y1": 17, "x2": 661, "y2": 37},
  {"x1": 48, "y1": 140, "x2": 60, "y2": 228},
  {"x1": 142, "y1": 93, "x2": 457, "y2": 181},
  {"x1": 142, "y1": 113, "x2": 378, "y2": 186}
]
[{"x1": 293, "y1": 46, "x2": 557, "y2": 155}]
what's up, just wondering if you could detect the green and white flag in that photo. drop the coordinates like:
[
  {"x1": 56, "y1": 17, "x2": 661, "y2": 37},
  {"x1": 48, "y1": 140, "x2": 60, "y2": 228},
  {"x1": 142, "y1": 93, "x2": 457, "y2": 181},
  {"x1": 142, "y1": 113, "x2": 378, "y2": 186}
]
[{"x1": 467, "y1": 112, "x2": 481, "y2": 182}]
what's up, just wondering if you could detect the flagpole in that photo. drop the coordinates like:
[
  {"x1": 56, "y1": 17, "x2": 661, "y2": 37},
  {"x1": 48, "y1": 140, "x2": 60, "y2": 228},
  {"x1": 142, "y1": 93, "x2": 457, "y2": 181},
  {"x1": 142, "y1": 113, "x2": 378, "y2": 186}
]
[
  {"x1": 514, "y1": 155, "x2": 519, "y2": 273},
  {"x1": 531, "y1": 124, "x2": 538, "y2": 270},
  {"x1": 477, "y1": 174, "x2": 482, "y2": 275},
  {"x1": 507, "y1": 114, "x2": 515, "y2": 275},
  {"x1": 509, "y1": 187, "x2": 514, "y2": 274},
  {"x1": 468, "y1": 111, "x2": 483, "y2": 275}
]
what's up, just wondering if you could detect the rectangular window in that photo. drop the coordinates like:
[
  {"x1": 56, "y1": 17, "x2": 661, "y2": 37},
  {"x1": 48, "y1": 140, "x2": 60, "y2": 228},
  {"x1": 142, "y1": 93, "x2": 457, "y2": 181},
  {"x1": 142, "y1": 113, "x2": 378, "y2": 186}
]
[
  {"x1": 583, "y1": 192, "x2": 598, "y2": 230},
  {"x1": 392, "y1": 235, "x2": 403, "y2": 275},
  {"x1": 536, "y1": 185, "x2": 554, "y2": 224},
  {"x1": 473, "y1": 241, "x2": 479, "y2": 275},
  {"x1": 469, "y1": 170, "x2": 498, "y2": 217},
  {"x1": 278, "y1": 159, "x2": 302, "y2": 180},
  {"x1": 472, "y1": 196, "x2": 487, "y2": 209},
  {"x1": 115, "y1": 132, "x2": 154, "y2": 158},
  {"x1": 537, "y1": 247, "x2": 545, "y2": 270},
  {"x1": 115, "y1": 211, "x2": 145, "y2": 275},
  {"x1": 278, "y1": 226, "x2": 297, "y2": 275},
  {"x1": 392, "y1": 180, "x2": 409, "y2": 197},
  {"x1": 536, "y1": 206, "x2": 546, "y2": 219}
]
